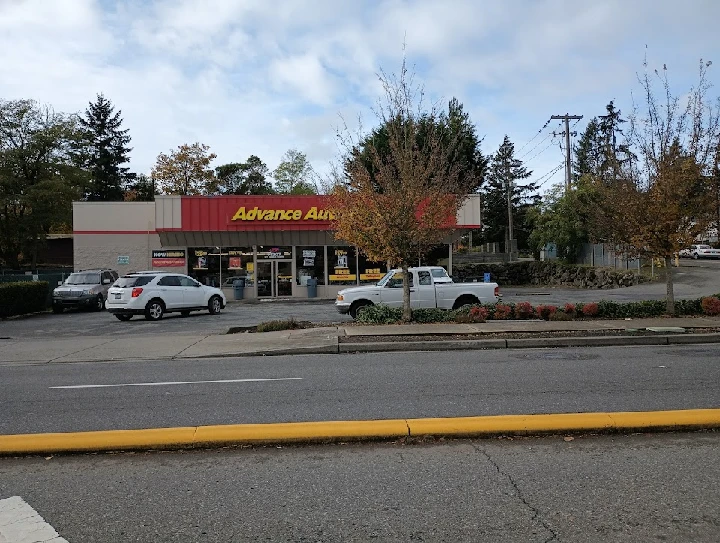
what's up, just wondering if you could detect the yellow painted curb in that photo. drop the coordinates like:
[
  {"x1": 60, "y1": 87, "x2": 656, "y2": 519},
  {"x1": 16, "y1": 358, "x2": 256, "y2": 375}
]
[
  {"x1": 407, "y1": 409, "x2": 720, "y2": 437},
  {"x1": 1, "y1": 410, "x2": 719, "y2": 456}
]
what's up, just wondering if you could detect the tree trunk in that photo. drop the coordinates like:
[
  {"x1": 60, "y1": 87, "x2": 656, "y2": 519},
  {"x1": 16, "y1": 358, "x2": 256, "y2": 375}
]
[
  {"x1": 402, "y1": 263, "x2": 412, "y2": 323},
  {"x1": 665, "y1": 255, "x2": 675, "y2": 316}
]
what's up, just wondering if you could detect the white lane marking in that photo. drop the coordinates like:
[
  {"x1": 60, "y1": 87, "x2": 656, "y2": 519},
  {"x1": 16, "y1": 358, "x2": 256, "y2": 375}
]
[
  {"x1": 50, "y1": 377, "x2": 302, "y2": 389},
  {"x1": 0, "y1": 496, "x2": 69, "y2": 543}
]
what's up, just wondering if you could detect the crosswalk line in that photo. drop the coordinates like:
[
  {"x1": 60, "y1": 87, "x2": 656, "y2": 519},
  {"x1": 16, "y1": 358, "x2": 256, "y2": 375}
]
[{"x1": 0, "y1": 496, "x2": 68, "y2": 543}]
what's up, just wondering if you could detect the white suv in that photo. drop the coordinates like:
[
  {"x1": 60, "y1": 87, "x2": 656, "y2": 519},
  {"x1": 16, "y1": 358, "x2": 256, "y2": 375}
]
[{"x1": 106, "y1": 272, "x2": 226, "y2": 321}]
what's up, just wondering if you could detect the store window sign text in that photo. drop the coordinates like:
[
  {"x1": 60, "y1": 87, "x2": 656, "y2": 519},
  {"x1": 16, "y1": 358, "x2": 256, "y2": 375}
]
[{"x1": 231, "y1": 206, "x2": 335, "y2": 221}]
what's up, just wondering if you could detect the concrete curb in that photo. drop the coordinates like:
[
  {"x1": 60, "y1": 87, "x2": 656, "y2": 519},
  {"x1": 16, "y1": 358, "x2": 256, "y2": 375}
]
[{"x1": 2, "y1": 409, "x2": 719, "y2": 456}]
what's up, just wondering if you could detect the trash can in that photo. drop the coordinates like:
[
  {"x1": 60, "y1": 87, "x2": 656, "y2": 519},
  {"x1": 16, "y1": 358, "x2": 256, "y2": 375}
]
[
  {"x1": 233, "y1": 278, "x2": 245, "y2": 300},
  {"x1": 306, "y1": 277, "x2": 318, "y2": 298}
]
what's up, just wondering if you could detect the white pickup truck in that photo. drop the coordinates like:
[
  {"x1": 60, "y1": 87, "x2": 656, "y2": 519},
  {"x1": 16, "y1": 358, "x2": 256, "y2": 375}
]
[{"x1": 335, "y1": 266, "x2": 500, "y2": 319}]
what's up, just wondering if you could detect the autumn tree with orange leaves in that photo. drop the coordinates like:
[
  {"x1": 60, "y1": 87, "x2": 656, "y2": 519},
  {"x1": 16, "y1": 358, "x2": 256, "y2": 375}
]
[
  {"x1": 329, "y1": 59, "x2": 485, "y2": 321},
  {"x1": 587, "y1": 58, "x2": 719, "y2": 315}
]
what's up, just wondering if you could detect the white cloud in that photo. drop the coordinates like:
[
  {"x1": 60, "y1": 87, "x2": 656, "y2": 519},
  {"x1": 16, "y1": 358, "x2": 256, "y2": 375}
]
[{"x1": 0, "y1": 0, "x2": 718, "y2": 189}]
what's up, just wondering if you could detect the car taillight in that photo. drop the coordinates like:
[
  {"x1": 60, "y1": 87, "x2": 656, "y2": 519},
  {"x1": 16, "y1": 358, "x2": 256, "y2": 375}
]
[
  {"x1": 494, "y1": 286, "x2": 499, "y2": 297},
  {"x1": 131, "y1": 287, "x2": 143, "y2": 298}
]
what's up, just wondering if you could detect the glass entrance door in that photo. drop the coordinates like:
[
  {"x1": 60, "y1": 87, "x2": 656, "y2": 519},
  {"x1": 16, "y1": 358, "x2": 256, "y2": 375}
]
[{"x1": 256, "y1": 260, "x2": 293, "y2": 297}]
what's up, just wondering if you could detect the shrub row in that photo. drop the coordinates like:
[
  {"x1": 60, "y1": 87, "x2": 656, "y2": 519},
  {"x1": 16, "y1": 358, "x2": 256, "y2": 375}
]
[
  {"x1": 354, "y1": 295, "x2": 720, "y2": 325},
  {"x1": 0, "y1": 281, "x2": 50, "y2": 318}
]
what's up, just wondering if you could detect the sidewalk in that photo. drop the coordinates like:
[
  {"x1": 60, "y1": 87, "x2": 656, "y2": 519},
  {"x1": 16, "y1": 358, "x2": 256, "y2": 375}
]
[{"x1": 2, "y1": 317, "x2": 720, "y2": 365}]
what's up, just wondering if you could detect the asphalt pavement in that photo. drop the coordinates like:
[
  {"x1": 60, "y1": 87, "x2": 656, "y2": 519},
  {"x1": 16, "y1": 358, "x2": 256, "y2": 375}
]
[
  {"x1": 1, "y1": 259, "x2": 719, "y2": 456},
  {"x1": 1, "y1": 433, "x2": 719, "y2": 542}
]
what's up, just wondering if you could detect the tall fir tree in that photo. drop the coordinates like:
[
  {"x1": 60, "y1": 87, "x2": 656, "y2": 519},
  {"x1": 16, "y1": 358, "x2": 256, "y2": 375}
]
[
  {"x1": 78, "y1": 93, "x2": 132, "y2": 201},
  {"x1": 482, "y1": 135, "x2": 538, "y2": 253},
  {"x1": 573, "y1": 117, "x2": 603, "y2": 181},
  {"x1": 597, "y1": 101, "x2": 633, "y2": 182}
]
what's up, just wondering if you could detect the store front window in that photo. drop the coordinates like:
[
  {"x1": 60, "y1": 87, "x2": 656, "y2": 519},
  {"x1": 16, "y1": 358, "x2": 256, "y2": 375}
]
[
  {"x1": 296, "y1": 246, "x2": 325, "y2": 286},
  {"x1": 188, "y1": 247, "x2": 253, "y2": 288},
  {"x1": 328, "y1": 246, "x2": 357, "y2": 286},
  {"x1": 358, "y1": 253, "x2": 388, "y2": 284}
]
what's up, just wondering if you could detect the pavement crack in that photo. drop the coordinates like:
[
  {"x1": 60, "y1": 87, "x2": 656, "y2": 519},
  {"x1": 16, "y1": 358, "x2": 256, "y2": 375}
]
[
  {"x1": 173, "y1": 335, "x2": 210, "y2": 359},
  {"x1": 404, "y1": 419, "x2": 411, "y2": 436},
  {"x1": 472, "y1": 443, "x2": 559, "y2": 542},
  {"x1": 46, "y1": 338, "x2": 118, "y2": 364}
]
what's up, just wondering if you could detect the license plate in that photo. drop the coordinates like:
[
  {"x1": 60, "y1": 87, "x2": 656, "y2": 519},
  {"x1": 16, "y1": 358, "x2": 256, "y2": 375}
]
[{"x1": 114, "y1": 293, "x2": 121, "y2": 299}]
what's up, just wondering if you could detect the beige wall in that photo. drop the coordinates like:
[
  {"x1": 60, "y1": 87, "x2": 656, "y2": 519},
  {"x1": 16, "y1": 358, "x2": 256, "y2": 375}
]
[
  {"x1": 74, "y1": 233, "x2": 158, "y2": 273},
  {"x1": 457, "y1": 194, "x2": 482, "y2": 227},
  {"x1": 73, "y1": 201, "x2": 156, "y2": 232}
]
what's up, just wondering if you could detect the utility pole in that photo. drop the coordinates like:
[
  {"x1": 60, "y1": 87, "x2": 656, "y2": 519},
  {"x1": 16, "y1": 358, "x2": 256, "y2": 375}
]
[
  {"x1": 505, "y1": 159, "x2": 514, "y2": 261},
  {"x1": 552, "y1": 114, "x2": 583, "y2": 191}
]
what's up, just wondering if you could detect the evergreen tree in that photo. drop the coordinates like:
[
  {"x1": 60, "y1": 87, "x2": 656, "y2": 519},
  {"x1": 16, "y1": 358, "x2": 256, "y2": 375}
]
[
  {"x1": 597, "y1": 101, "x2": 633, "y2": 182},
  {"x1": 124, "y1": 174, "x2": 156, "y2": 201},
  {"x1": 482, "y1": 135, "x2": 538, "y2": 253},
  {"x1": 573, "y1": 117, "x2": 603, "y2": 181},
  {"x1": 78, "y1": 94, "x2": 132, "y2": 201}
]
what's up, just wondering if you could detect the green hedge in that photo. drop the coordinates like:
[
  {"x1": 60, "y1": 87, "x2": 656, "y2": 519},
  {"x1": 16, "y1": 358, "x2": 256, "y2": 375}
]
[
  {"x1": 0, "y1": 281, "x2": 50, "y2": 318},
  {"x1": 352, "y1": 295, "x2": 720, "y2": 325}
]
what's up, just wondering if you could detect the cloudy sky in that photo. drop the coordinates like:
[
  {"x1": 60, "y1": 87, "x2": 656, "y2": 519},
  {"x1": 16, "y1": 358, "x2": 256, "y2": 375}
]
[{"x1": 1, "y1": 0, "x2": 718, "y2": 192}]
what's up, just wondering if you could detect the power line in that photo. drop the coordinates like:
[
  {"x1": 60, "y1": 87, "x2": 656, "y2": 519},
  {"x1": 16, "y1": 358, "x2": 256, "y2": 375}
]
[
  {"x1": 516, "y1": 118, "x2": 552, "y2": 155},
  {"x1": 522, "y1": 136, "x2": 559, "y2": 165},
  {"x1": 519, "y1": 131, "x2": 553, "y2": 160},
  {"x1": 534, "y1": 162, "x2": 565, "y2": 189}
]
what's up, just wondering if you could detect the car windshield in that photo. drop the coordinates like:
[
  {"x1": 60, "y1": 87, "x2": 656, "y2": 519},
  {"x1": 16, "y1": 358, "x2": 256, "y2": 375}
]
[
  {"x1": 65, "y1": 273, "x2": 100, "y2": 285},
  {"x1": 114, "y1": 276, "x2": 155, "y2": 288},
  {"x1": 698, "y1": 245, "x2": 712, "y2": 249},
  {"x1": 376, "y1": 271, "x2": 395, "y2": 287}
]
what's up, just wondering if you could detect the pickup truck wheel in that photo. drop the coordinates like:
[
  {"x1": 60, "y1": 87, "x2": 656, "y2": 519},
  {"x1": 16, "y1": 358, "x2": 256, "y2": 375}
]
[
  {"x1": 349, "y1": 300, "x2": 372, "y2": 320},
  {"x1": 452, "y1": 295, "x2": 479, "y2": 310},
  {"x1": 94, "y1": 295, "x2": 105, "y2": 311}
]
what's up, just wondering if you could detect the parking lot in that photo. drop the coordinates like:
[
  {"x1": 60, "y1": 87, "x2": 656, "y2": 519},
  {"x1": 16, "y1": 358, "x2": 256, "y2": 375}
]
[
  {"x1": 1, "y1": 259, "x2": 718, "y2": 340},
  {"x1": 0, "y1": 300, "x2": 352, "y2": 339}
]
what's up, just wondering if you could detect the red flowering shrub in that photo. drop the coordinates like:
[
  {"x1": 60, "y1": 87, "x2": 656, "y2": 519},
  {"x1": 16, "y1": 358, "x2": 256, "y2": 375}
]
[
  {"x1": 581, "y1": 302, "x2": 599, "y2": 317},
  {"x1": 469, "y1": 306, "x2": 489, "y2": 322},
  {"x1": 564, "y1": 303, "x2": 576, "y2": 316},
  {"x1": 492, "y1": 303, "x2": 513, "y2": 320},
  {"x1": 514, "y1": 301, "x2": 535, "y2": 319},
  {"x1": 700, "y1": 296, "x2": 720, "y2": 316},
  {"x1": 536, "y1": 304, "x2": 558, "y2": 320}
]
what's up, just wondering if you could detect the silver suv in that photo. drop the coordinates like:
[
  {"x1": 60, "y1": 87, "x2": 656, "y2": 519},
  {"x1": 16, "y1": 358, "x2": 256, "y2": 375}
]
[{"x1": 52, "y1": 269, "x2": 119, "y2": 313}]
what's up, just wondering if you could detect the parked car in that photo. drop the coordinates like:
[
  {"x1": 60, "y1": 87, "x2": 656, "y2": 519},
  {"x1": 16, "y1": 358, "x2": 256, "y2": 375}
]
[
  {"x1": 52, "y1": 269, "x2": 119, "y2": 313},
  {"x1": 679, "y1": 244, "x2": 720, "y2": 259},
  {"x1": 335, "y1": 266, "x2": 500, "y2": 319},
  {"x1": 105, "y1": 271, "x2": 226, "y2": 321}
]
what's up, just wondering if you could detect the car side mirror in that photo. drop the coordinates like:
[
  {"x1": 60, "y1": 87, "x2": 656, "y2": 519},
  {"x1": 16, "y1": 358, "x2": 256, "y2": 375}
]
[{"x1": 103, "y1": 278, "x2": 111, "y2": 285}]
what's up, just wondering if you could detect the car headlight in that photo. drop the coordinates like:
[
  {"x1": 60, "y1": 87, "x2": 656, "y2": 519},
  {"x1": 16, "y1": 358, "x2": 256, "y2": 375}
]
[
  {"x1": 336, "y1": 294, "x2": 344, "y2": 301},
  {"x1": 82, "y1": 289, "x2": 91, "y2": 295}
]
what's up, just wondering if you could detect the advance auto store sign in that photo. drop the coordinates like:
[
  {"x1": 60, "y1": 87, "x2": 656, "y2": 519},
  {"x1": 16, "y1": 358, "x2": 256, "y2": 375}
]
[
  {"x1": 231, "y1": 206, "x2": 335, "y2": 222},
  {"x1": 152, "y1": 249, "x2": 186, "y2": 267}
]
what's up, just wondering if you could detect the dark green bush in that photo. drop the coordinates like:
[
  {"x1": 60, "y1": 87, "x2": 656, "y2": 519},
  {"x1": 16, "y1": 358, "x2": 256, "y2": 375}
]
[
  {"x1": 0, "y1": 281, "x2": 49, "y2": 318},
  {"x1": 256, "y1": 318, "x2": 300, "y2": 332},
  {"x1": 355, "y1": 304, "x2": 402, "y2": 324},
  {"x1": 411, "y1": 308, "x2": 452, "y2": 323},
  {"x1": 675, "y1": 298, "x2": 703, "y2": 315}
]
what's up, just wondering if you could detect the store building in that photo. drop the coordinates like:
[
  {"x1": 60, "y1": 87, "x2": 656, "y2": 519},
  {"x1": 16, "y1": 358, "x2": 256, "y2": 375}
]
[{"x1": 73, "y1": 194, "x2": 481, "y2": 299}]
